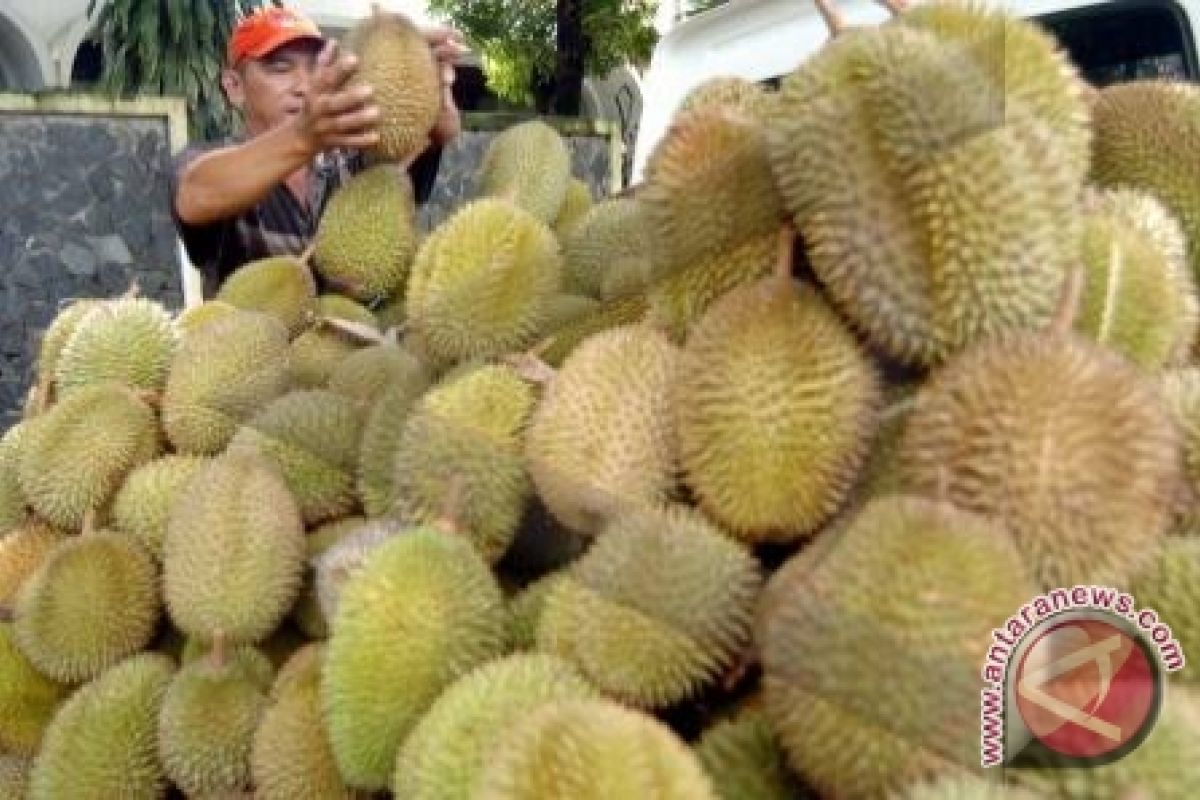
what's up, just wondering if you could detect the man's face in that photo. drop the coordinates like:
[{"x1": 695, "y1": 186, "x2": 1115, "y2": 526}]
[{"x1": 222, "y1": 39, "x2": 324, "y2": 135}]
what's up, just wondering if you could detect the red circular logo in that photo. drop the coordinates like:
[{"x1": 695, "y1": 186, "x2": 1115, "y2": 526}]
[{"x1": 1014, "y1": 618, "x2": 1158, "y2": 760}]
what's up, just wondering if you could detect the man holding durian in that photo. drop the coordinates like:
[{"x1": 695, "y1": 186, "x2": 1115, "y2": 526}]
[{"x1": 170, "y1": 6, "x2": 466, "y2": 298}]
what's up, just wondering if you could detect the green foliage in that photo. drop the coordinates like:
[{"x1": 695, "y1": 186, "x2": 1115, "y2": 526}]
[
  {"x1": 428, "y1": 0, "x2": 658, "y2": 110},
  {"x1": 686, "y1": 0, "x2": 730, "y2": 15},
  {"x1": 84, "y1": 0, "x2": 279, "y2": 141}
]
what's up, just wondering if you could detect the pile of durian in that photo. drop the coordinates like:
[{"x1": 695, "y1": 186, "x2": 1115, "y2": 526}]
[{"x1": 4, "y1": 1, "x2": 1200, "y2": 798}]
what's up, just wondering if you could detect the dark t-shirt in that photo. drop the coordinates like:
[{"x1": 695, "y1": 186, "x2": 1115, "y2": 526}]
[{"x1": 169, "y1": 141, "x2": 441, "y2": 298}]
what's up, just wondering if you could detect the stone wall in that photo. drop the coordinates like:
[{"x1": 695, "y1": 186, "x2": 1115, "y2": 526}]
[{"x1": 0, "y1": 94, "x2": 188, "y2": 431}]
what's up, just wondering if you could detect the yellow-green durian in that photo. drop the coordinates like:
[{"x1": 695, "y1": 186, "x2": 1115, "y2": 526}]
[
  {"x1": 110, "y1": 454, "x2": 211, "y2": 560},
  {"x1": 478, "y1": 120, "x2": 572, "y2": 223},
  {"x1": 562, "y1": 199, "x2": 656, "y2": 299},
  {"x1": 0, "y1": 622, "x2": 71, "y2": 756},
  {"x1": 0, "y1": 519, "x2": 65, "y2": 606},
  {"x1": 54, "y1": 297, "x2": 177, "y2": 397},
  {"x1": 695, "y1": 707, "x2": 807, "y2": 800},
  {"x1": 552, "y1": 178, "x2": 594, "y2": 240},
  {"x1": 216, "y1": 255, "x2": 317, "y2": 338}
]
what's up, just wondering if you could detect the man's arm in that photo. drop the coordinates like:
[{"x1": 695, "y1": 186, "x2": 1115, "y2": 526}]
[{"x1": 175, "y1": 41, "x2": 381, "y2": 226}]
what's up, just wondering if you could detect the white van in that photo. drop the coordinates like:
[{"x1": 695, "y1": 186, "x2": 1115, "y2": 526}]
[{"x1": 631, "y1": 0, "x2": 1200, "y2": 184}]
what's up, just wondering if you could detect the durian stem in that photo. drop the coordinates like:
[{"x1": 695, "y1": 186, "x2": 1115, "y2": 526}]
[
  {"x1": 81, "y1": 508, "x2": 98, "y2": 537},
  {"x1": 299, "y1": 242, "x2": 317, "y2": 266},
  {"x1": 433, "y1": 475, "x2": 468, "y2": 536},
  {"x1": 1049, "y1": 265, "x2": 1085, "y2": 337},
  {"x1": 210, "y1": 630, "x2": 228, "y2": 670},
  {"x1": 721, "y1": 647, "x2": 758, "y2": 691},
  {"x1": 813, "y1": 0, "x2": 848, "y2": 36},
  {"x1": 775, "y1": 223, "x2": 797, "y2": 284}
]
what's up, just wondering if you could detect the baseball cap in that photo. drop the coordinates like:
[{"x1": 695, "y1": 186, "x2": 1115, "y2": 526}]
[{"x1": 228, "y1": 7, "x2": 325, "y2": 67}]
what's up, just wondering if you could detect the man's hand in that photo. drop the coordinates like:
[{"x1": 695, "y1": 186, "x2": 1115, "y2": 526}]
[
  {"x1": 425, "y1": 26, "x2": 469, "y2": 147},
  {"x1": 291, "y1": 40, "x2": 382, "y2": 157}
]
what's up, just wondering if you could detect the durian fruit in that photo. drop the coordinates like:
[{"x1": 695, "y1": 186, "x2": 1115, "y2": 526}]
[
  {"x1": 316, "y1": 294, "x2": 378, "y2": 328},
  {"x1": 679, "y1": 75, "x2": 777, "y2": 119},
  {"x1": 227, "y1": 389, "x2": 364, "y2": 525},
  {"x1": 215, "y1": 255, "x2": 317, "y2": 337},
  {"x1": 675, "y1": 229, "x2": 881, "y2": 542},
  {"x1": 645, "y1": 229, "x2": 777, "y2": 343},
  {"x1": 289, "y1": 302, "x2": 379, "y2": 390},
  {"x1": 0, "y1": 756, "x2": 30, "y2": 800},
  {"x1": 321, "y1": 526, "x2": 509, "y2": 791},
  {"x1": 897, "y1": 275, "x2": 1183, "y2": 588},
  {"x1": 767, "y1": 17, "x2": 1077, "y2": 366},
  {"x1": 898, "y1": 776, "x2": 1044, "y2": 800},
  {"x1": 344, "y1": 8, "x2": 442, "y2": 163},
  {"x1": 175, "y1": 299, "x2": 239, "y2": 336},
  {"x1": 1090, "y1": 80, "x2": 1200, "y2": 284},
  {"x1": 525, "y1": 323, "x2": 681, "y2": 535},
  {"x1": 539, "y1": 293, "x2": 600, "y2": 335},
  {"x1": 896, "y1": 0, "x2": 1093, "y2": 183},
  {"x1": 694, "y1": 707, "x2": 808, "y2": 800},
  {"x1": 1161, "y1": 368, "x2": 1200, "y2": 498},
  {"x1": 756, "y1": 496, "x2": 1037, "y2": 798},
  {"x1": 313, "y1": 518, "x2": 409, "y2": 630},
  {"x1": 12, "y1": 529, "x2": 160, "y2": 683},
  {"x1": 163, "y1": 450, "x2": 306, "y2": 646},
  {"x1": 53, "y1": 297, "x2": 177, "y2": 398},
  {"x1": 17, "y1": 381, "x2": 160, "y2": 530},
  {"x1": 562, "y1": 199, "x2": 656, "y2": 299},
  {"x1": 110, "y1": 454, "x2": 210, "y2": 560},
  {"x1": 640, "y1": 106, "x2": 783, "y2": 277},
  {"x1": 178, "y1": 639, "x2": 275, "y2": 685},
  {"x1": 357, "y1": 380, "x2": 429, "y2": 516},
  {"x1": 1074, "y1": 188, "x2": 1198, "y2": 369},
  {"x1": 508, "y1": 571, "x2": 569, "y2": 650},
  {"x1": 375, "y1": 291, "x2": 407, "y2": 332},
  {"x1": 0, "y1": 622, "x2": 71, "y2": 756},
  {"x1": 535, "y1": 290, "x2": 649, "y2": 368},
  {"x1": 1130, "y1": 536, "x2": 1200, "y2": 684},
  {"x1": 478, "y1": 120, "x2": 572, "y2": 223},
  {"x1": 392, "y1": 653, "x2": 598, "y2": 800},
  {"x1": 1013, "y1": 683, "x2": 1200, "y2": 799},
  {"x1": 473, "y1": 698, "x2": 718, "y2": 800},
  {"x1": 30, "y1": 298, "x2": 102, "y2": 412},
  {"x1": 162, "y1": 310, "x2": 292, "y2": 455},
  {"x1": 538, "y1": 503, "x2": 762, "y2": 709},
  {"x1": 327, "y1": 338, "x2": 429, "y2": 410},
  {"x1": 252, "y1": 644, "x2": 367, "y2": 800},
  {"x1": 0, "y1": 423, "x2": 29, "y2": 533},
  {"x1": 0, "y1": 519, "x2": 64, "y2": 605},
  {"x1": 552, "y1": 178, "x2": 593, "y2": 240},
  {"x1": 27, "y1": 652, "x2": 175, "y2": 800},
  {"x1": 292, "y1": 516, "x2": 370, "y2": 640},
  {"x1": 405, "y1": 199, "x2": 563, "y2": 364},
  {"x1": 158, "y1": 642, "x2": 272, "y2": 798},
  {"x1": 314, "y1": 165, "x2": 420, "y2": 301},
  {"x1": 391, "y1": 364, "x2": 535, "y2": 563}
]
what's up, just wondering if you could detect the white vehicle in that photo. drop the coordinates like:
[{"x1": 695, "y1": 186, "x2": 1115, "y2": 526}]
[{"x1": 631, "y1": 0, "x2": 1200, "y2": 184}]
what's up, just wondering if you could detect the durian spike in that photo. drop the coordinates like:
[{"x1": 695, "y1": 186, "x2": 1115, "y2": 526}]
[
  {"x1": 813, "y1": 0, "x2": 848, "y2": 36},
  {"x1": 775, "y1": 222, "x2": 798, "y2": 284},
  {"x1": 503, "y1": 351, "x2": 557, "y2": 385},
  {"x1": 1049, "y1": 264, "x2": 1086, "y2": 337},
  {"x1": 433, "y1": 474, "x2": 468, "y2": 536},
  {"x1": 210, "y1": 630, "x2": 228, "y2": 670}
]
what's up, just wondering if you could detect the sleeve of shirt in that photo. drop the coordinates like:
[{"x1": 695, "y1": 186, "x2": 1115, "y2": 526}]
[{"x1": 167, "y1": 144, "x2": 232, "y2": 295}]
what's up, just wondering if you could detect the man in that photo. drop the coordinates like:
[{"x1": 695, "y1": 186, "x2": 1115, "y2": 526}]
[{"x1": 171, "y1": 6, "x2": 466, "y2": 298}]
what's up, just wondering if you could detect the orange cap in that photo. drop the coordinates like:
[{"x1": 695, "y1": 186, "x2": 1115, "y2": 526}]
[{"x1": 228, "y1": 7, "x2": 324, "y2": 67}]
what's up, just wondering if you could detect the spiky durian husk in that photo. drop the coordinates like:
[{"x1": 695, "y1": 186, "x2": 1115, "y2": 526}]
[
  {"x1": 32, "y1": 298, "x2": 102, "y2": 407},
  {"x1": 215, "y1": 256, "x2": 317, "y2": 338},
  {"x1": 538, "y1": 504, "x2": 762, "y2": 709},
  {"x1": 291, "y1": 516, "x2": 370, "y2": 640},
  {"x1": 768, "y1": 24, "x2": 1077, "y2": 366},
  {"x1": 110, "y1": 454, "x2": 210, "y2": 560},
  {"x1": 552, "y1": 178, "x2": 593, "y2": 240},
  {"x1": 0, "y1": 755, "x2": 30, "y2": 800},
  {"x1": 1160, "y1": 367, "x2": 1200, "y2": 498},
  {"x1": 477, "y1": 120, "x2": 572, "y2": 223},
  {"x1": 756, "y1": 496, "x2": 1036, "y2": 798},
  {"x1": 508, "y1": 571, "x2": 569, "y2": 650},
  {"x1": 54, "y1": 297, "x2": 177, "y2": 398},
  {"x1": 392, "y1": 654, "x2": 598, "y2": 800},
  {"x1": 162, "y1": 310, "x2": 292, "y2": 455},
  {"x1": 13, "y1": 531, "x2": 160, "y2": 683},
  {"x1": 288, "y1": 324, "x2": 367, "y2": 390},
  {"x1": 474, "y1": 699, "x2": 718, "y2": 800},
  {"x1": 321, "y1": 527, "x2": 509, "y2": 791},
  {"x1": 525, "y1": 324, "x2": 681, "y2": 535},
  {"x1": 679, "y1": 75, "x2": 778, "y2": 119},
  {"x1": 405, "y1": 199, "x2": 563, "y2": 364},
  {"x1": 356, "y1": 380, "x2": 429, "y2": 517},
  {"x1": 314, "y1": 166, "x2": 420, "y2": 301},
  {"x1": 695, "y1": 707, "x2": 808, "y2": 800},
  {"x1": 676, "y1": 274, "x2": 881, "y2": 542},
  {"x1": 27, "y1": 653, "x2": 174, "y2": 800},
  {"x1": 535, "y1": 291, "x2": 649, "y2": 367},
  {"x1": 227, "y1": 389, "x2": 364, "y2": 525},
  {"x1": 327, "y1": 340, "x2": 429, "y2": 410},
  {"x1": 175, "y1": 299, "x2": 239, "y2": 337},
  {"x1": 17, "y1": 382, "x2": 160, "y2": 530},
  {"x1": 562, "y1": 199, "x2": 656, "y2": 299},
  {"x1": 898, "y1": 330, "x2": 1182, "y2": 589},
  {"x1": 313, "y1": 519, "x2": 409, "y2": 630},
  {"x1": 163, "y1": 451, "x2": 305, "y2": 645},
  {"x1": 0, "y1": 622, "x2": 71, "y2": 756},
  {"x1": 345, "y1": 10, "x2": 442, "y2": 163},
  {"x1": 1130, "y1": 537, "x2": 1200, "y2": 685},
  {"x1": 898, "y1": 775, "x2": 1045, "y2": 800},
  {"x1": 0, "y1": 519, "x2": 64, "y2": 606},
  {"x1": 0, "y1": 423, "x2": 30, "y2": 533}
]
